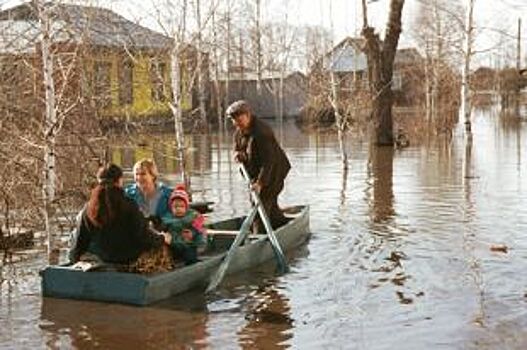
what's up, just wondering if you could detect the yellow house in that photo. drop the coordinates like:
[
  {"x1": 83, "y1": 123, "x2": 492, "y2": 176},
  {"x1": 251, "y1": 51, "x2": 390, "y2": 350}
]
[{"x1": 0, "y1": 2, "x2": 203, "y2": 127}]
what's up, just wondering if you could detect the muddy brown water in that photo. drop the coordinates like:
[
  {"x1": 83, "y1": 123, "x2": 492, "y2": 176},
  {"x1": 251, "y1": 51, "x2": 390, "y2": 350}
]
[{"x1": 1, "y1": 110, "x2": 527, "y2": 349}]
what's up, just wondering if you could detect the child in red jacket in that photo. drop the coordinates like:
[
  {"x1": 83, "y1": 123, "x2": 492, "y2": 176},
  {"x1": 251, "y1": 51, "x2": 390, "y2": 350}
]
[{"x1": 161, "y1": 185, "x2": 206, "y2": 265}]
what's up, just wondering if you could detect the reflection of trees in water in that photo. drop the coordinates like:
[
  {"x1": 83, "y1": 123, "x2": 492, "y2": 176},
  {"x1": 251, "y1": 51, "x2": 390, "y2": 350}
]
[
  {"x1": 107, "y1": 133, "x2": 213, "y2": 177},
  {"x1": 360, "y1": 146, "x2": 419, "y2": 304},
  {"x1": 238, "y1": 284, "x2": 293, "y2": 349},
  {"x1": 40, "y1": 297, "x2": 209, "y2": 349},
  {"x1": 461, "y1": 136, "x2": 487, "y2": 327},
  {"x1": 498, "y1": 116, "x2": 523, "y2": 173}
]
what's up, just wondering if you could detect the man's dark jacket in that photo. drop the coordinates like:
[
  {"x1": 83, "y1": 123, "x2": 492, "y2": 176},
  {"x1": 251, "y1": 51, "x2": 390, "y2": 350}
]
[{"x1": 233, "y1": 116, "x2": 290, "y2": 187}]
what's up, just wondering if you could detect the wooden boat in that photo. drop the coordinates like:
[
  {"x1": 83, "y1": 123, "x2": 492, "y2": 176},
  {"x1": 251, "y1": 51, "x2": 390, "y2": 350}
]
[{"x1": 41, "y1": 205, "x2": 310, "y2": 306}]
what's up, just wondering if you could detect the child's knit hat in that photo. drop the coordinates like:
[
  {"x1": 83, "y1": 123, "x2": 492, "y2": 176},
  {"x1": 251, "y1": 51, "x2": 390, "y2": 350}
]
[{"x1": 169, "y1": 184, "x2": 189, "y2": 209}]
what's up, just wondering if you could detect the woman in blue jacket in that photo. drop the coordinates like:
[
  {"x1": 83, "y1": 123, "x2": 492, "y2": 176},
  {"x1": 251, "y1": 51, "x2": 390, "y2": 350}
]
[{"x1": 124, "y1": 158, "x2": 173, "y2": 220}]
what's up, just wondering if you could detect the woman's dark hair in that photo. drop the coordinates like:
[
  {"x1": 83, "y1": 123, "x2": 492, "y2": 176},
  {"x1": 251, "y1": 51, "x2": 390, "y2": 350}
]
[{"x1": 87, "y1": 163, "x2": 125, "y2": 227}]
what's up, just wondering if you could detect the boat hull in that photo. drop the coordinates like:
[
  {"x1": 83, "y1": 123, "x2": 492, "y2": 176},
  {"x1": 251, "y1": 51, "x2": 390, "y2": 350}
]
[{"x1": 41, "y1": 205, "x2": 310, "y2": 305}]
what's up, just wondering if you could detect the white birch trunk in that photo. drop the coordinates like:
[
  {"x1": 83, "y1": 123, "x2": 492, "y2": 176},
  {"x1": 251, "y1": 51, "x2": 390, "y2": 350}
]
[
  {"x1": 279, "y1": 72, "x2": 284, "y2": 123},
  {"x1": 432, "y1": 3, "x2": 442, "y2": 126},
  {"x1": 461, "y1": 0, "x2": 474, "y2": 134},
  {"x1": 169, "y1": 45, "x2": 188, "y2": 188},
  {"x1": 37, "y1": 0, "x2": 57, "y2": 260},
  {"x1": 224, "y1": 2, "x2": 231, "y2": 130},
  {"x1": 330, "y1": 72, "x2": 349, "y2": 170},
  {"x1": 255, "y1": 0, "x2": 262, "y2": 94},
  {"x1": 515, "y1": 18, "x2": 521, "y2": 115},
  {"x1": 196, "y1": 0, "x2": 207, "y2": 129},
  {"x1": 212, "y1": 11, "x2": 223, "y2": 128},
  {"x1": 424, "y1": 50, "x2": 432, "y2": 123}
]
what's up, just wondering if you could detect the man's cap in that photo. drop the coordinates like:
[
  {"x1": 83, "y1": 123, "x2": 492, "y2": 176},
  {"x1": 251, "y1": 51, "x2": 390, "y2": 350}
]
[{"x1": 226, "y1": 100, "x2": 251, "y2": 119}]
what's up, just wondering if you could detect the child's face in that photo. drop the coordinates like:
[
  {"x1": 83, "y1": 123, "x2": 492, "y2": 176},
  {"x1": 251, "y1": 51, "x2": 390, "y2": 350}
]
[{"x1": 171, "y1": 198, "x2": 187, "y2": 217}]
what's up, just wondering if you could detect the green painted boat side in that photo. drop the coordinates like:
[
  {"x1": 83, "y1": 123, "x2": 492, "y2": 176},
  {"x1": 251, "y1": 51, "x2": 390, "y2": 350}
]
[{"x1": 41, "y1": 205, "x2": 310, "y2": 305}]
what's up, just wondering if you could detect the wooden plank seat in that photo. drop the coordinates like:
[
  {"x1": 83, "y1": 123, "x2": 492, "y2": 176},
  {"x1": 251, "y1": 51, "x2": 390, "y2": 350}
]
[{"x1": 207, "y1": 229, "x2": 266, "y2": 240}]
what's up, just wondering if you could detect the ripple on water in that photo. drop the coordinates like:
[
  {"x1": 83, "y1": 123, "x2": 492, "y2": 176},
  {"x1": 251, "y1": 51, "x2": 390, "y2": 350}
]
[{"x1": 2, "y1": 118, "x2": 527, "y2": 349}]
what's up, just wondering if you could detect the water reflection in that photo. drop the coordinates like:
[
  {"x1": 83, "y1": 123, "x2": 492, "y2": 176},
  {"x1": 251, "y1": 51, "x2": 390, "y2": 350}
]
[
  {"x1": 238, "y1": 284, "x2": 293, "y2": 349},
  {"x1": 107, "y1": 132, "x2": 215, "y2": 180},
  {"x1": 3, "y1": 116, "x2": 527, "y2": 349},
  {"x1": 40, "y1": 297, "x2": 210, "y2": 349}
]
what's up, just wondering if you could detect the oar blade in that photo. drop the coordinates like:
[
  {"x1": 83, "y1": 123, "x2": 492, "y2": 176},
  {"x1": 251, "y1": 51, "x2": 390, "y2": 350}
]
[
  {"x1": 240, "y1": 164, "x2": 289, "y2": 273},
  {"x1": 205, "y1": 206, "x2": 258, "y2": 294}
]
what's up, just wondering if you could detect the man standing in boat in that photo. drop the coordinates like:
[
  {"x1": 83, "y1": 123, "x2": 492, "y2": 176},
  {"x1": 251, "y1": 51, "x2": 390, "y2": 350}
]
[{"x1": 227, "y1": 100, "x2": 291, "y2": 233}]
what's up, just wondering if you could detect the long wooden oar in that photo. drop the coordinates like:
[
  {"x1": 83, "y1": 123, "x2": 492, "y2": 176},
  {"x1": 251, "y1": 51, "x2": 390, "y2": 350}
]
[
  {"x1": 240, "y1": 164, "x2": 289, "y2": 273},
  {"x1": 206, "y1": 205, "x2": 259, "y2": 293}
]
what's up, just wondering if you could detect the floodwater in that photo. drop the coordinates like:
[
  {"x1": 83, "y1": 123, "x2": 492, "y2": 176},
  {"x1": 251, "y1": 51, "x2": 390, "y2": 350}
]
[{"x1": 1, "y1": 110, "x2": 527, "y2": 349}]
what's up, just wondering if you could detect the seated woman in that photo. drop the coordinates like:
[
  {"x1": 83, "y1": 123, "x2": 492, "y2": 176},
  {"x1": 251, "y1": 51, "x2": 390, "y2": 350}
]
[
  {"x1": 69, "y1": 163, "x2": 171, "y2": 266},
  {"x1": 162, "y1": 185, "x2": 206, "y2": 265},
  {"x1": 124, "y1": 158, "x2": 173, "y2": 223}
]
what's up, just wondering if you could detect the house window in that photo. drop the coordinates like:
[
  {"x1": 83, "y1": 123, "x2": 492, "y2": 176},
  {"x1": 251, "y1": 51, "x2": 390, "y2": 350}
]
[
  {"x1": 119, "y1": 58, "x2": 133, "y2": 105},
  {"x1": 150, "y1": 60, "x2": 166, "y2": 102},
  {"x1": 93, "y1": 61, "x2": 112, "y2": 109}
]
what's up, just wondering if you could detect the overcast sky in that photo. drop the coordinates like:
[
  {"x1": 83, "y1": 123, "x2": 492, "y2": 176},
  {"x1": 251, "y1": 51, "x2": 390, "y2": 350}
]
[
  {"x1": 113, "y1": 0, "x2": 527, "y2": 68},
  {"x1": 1, "y1": 0, "x2": 526, "y2": 68}
]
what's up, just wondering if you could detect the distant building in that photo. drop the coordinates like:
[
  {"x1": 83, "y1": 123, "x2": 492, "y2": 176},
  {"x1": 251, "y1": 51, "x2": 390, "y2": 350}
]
[
  {"x1": 317, "y1": 36, "x2": 425, "y2": 106},
  {"x1": 470, "y1": 67, "x2": 498, "y2": 91},
  {"x1": 0, "y1": 2, "x2": 209, "y2": 131},
  {"x1": 213, "y1": 69, "x2": 307, "y2": 119}
]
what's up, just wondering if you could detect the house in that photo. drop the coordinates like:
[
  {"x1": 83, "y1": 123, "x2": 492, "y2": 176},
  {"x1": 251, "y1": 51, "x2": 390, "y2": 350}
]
[
  {"x1": 317, "y1": 37, "x2": 425, "y2": 106},
  {"x1": 0, "y1": 2, "x2": 209, "y2": 131},
  {"x1": 212, "y1": 68, "x2": 307, "y2": 119}
]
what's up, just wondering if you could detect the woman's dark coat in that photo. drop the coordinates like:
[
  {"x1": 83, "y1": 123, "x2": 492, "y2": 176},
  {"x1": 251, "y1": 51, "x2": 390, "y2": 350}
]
[{"x1": 69, "y1": 196, "x2": 163, "y2": 264}]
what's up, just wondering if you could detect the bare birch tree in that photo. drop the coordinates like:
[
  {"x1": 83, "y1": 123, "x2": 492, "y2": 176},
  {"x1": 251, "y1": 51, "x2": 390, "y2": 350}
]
[
  {"x1": 33, "y1": 0, "x2": 59, "y2": 260},
  {"x1": 255, "y1": 0, "x2": 262, "y2": 94},
  {"x1": 0, "y1": 1, "x2": 106, "y2": 256},
  {"x1": 162, "y1": 0, "x2": 190, "y2": 189},
  {"x1": 211, "y1": 8, "x2": 223, "y2": 127},
  {"x1": 460, "y1": 0, "x2": 475, "y2": 135},
  {"x1": 413, "y1": 0, "x2": 463, "y2": 134},
  {"x1": 327, "y1": 0, "x2": 348, "y2": 170},
  {"x1": 195, "y1": 0, "x2": 207, "y2": 129}
]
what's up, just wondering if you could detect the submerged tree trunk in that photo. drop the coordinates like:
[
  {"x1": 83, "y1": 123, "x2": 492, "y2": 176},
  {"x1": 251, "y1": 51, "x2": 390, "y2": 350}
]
[
  {"x1": 361, "y1": 0, "x2": 405, "y2": 146},
  {"x1": 329, "y1": 72, "x2": 349, "y2": 170}
]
